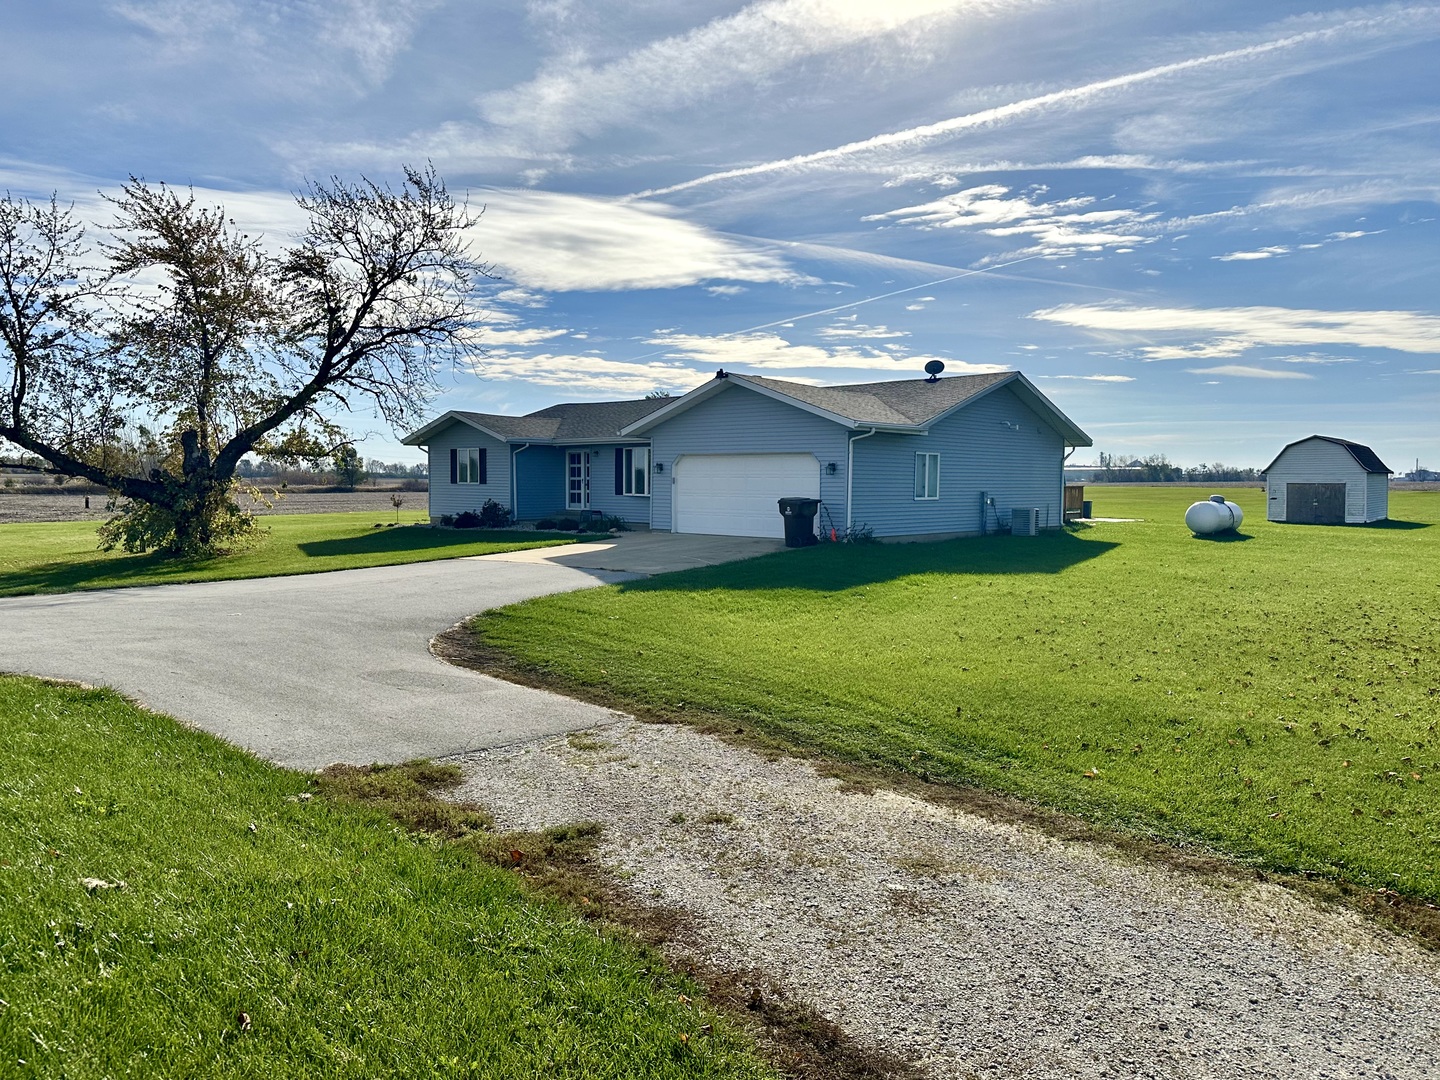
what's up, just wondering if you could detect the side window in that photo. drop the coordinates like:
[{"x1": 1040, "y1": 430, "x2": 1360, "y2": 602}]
[
  {"x1": 455, "y1": 447, "x2": 485, "y2": 484},
  {"x1": 914, "y1": 452, "x2": 940, "y2": 500},
  {"x1": 622, "y1": 447, "x2": 650, "y2": 496}
]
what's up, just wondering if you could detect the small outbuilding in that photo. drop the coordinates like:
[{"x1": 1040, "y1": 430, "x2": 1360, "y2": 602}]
[{"x1": 1263, "y1": 436, "x2": 1391, "y2": 524}]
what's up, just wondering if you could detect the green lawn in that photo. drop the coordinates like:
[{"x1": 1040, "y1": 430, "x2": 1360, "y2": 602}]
[
  {"x1": 0, "y1": 513, "x2": 575, "y2": 596},
  {"x1": 0, "y1": 675, "x2": 772, "y2": 1079},
  {"x1": 472, "y1": 487, "x2": 1440, "y2": 900}
]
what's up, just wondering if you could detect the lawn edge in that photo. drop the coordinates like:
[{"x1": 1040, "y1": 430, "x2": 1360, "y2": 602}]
[{"x1": 434, "y1": 623, "x2": 1440, "y2": 952}]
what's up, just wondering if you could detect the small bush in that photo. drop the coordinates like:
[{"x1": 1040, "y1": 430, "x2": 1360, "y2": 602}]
[
  {"x1": 438, "y1": 513, "x2": 455, "y2": 527},
  {"x1": 554, "y1": 518, "x2": 580, "y2": 532},
  {"x1": 477, "y1": 499, "x2": 512, "y2": 528},
  {"x1": 535, "y1": 518, "x2": 559, "y2": 530},
  {"x1": 453, "y1": 510, "x2": 482, "y2": 529}
]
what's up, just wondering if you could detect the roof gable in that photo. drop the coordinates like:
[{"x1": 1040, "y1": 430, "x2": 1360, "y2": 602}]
[
  {"x1": 621, "y1": 370, "x2": 1091, "y2": 445},
  {"x1": 1264, "y1": 435, "x2": 1392, "y2": 474},
  {"x1": 402, "y1": 397, "x2": 669, "y2": 446}
]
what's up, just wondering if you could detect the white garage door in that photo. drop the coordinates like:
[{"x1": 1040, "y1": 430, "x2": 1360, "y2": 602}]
[{"x1": 673, "y1": 453, "x2": 820, "y2": 538}]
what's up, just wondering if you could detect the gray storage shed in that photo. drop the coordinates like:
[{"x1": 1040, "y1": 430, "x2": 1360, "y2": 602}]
[{"x1": 1263, "y1": 436, "x2": 1390, "y2": 524}]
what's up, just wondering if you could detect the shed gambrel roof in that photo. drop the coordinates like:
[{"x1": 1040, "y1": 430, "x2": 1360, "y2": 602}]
[
  {"x1": 622, "y1": 370, "x2": 1092, "y2": 445},
  {"x1": 401, "y1": 397, "x2": 667, "y2": 446},
  {"x1": 1263, "y1": 436, "x2": 1392, "y2": 475}
]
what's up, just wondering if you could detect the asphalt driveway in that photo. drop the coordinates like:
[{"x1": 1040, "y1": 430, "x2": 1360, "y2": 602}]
[{"x1": 0, "y1": 557, "x2": 640, "y2": 769}]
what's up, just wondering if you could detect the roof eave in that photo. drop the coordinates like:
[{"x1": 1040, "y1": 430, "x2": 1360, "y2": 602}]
[
  {"x1": 400, "y1": 411, "x2": 511, "y2": 446},
  {"x1": 919, "y1": 372, "x2": 1092, "y2": 446}
]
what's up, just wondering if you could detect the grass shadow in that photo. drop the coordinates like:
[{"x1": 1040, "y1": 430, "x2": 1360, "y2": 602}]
[
  {"x1": 1363, "y1": 519, "x2": 1431, "y2": 531},
  {"x1": 297, "y1": 528, "x2": 570, "y2": 558},
  {"x1": 1190, "y1": 531, "x2": 1255, "y2": 543},
  {"x1": 0, "y1": 551, "x2": 198, "y2": 596},
  {"x1": 618, "y1": 529, "x2": 1119, "y2": 594}
]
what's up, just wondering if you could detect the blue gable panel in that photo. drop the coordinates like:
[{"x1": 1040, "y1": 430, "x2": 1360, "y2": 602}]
[
  {"x1": 852, "y1": 385, "x2": 1064, "y2": 536},
  {"x1": 581, "y1": 444, "x2": 654, "y2": 525},
  {"x1": 646, "y1": 382, "x2": 850, "y2": 532},
  {"x1": 512, "y1": 445, "x2": 566, "y2": 520},
  {"x1": 425, "y1": 421, "x2": 511, "y2": 521}
]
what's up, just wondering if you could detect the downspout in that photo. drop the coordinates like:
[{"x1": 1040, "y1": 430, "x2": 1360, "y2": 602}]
[
  {"x1": 845, "y1": 428, "x2": 879, "y2": 533},
  {"x1": 511, "y1": 444, "x2": 531, "y2": 521}
]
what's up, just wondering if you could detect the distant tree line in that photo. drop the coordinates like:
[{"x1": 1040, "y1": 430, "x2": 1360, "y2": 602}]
[{"x1": 1079, "y1": 452, "x2": 1262, "y2": 483}]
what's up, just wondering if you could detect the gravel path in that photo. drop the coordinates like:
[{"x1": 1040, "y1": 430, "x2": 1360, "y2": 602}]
[{"x1": 450, "y1": 720, "x2": 1440, "y2": 1080}]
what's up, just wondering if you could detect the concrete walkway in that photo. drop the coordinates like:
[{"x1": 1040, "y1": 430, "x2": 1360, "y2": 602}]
[
  {"x1": 478, "y1": 530, "x2": 785, "y2": 574},
  {"x1": 0, "y1": 558, "x2": 640, "y2": 769}
]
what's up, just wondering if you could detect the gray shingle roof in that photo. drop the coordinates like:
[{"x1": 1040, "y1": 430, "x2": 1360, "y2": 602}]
[
  {"x1": 524, "y1": 398, "x2": 670, "y2": 439},
  {"x1": 739, "y1": 371, "x2": 1014, "y2": 425}
]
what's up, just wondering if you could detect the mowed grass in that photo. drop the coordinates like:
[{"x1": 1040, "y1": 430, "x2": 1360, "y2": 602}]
[
  {"x1": 0, "y1": 675, "x2": 772, "y2": 1079},
  {"x1": 0, "y1": 512, "x2": 574, "y2": 597},
  {"x1": 473, "y1": 487, "x2": 1440, "y2": 899}
]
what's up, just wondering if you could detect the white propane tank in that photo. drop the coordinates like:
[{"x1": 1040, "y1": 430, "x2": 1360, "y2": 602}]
[{"x1": 1185, "y1": 494, "x2": 1244, "y2": 535}]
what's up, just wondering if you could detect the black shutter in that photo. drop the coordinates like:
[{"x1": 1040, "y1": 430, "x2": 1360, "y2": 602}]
[
  {"x1": 615, "y1": 448, "x2": 625, "y2": 495},
  {"x1": 449, "y1": 448, "x2": 457, "y2": 484},
  {"x1": 477, "y1": 448, "x2": 487, "y2": 486}
]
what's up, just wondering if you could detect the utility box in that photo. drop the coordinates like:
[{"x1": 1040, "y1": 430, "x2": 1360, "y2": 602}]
[{"x1": 1012, "y1": 507, "x2": 1040, "y2": 536}]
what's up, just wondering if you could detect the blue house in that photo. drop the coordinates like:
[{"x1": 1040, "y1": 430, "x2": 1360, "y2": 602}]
[{"x1": 401, "y1": 369, "x2": 1091, "y2": 539}]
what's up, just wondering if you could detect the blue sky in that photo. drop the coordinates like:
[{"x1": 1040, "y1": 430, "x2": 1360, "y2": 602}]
[{"x1": 4, "y1": 0, "x2": 1438, "y2": 468}]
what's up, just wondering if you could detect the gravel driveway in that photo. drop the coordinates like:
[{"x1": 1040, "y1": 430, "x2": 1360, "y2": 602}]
[{"x1": 451, "y1": 720, "x2": 1440, "y2": 1080}]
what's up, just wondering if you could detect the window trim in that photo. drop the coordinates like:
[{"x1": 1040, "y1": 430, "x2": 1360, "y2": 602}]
[
  {"x1": 914, "y1": 452, "x2": 940, "y2": 501},
  {"x1": 453, "y1": 446, "x2": 486, "y2": 485}
]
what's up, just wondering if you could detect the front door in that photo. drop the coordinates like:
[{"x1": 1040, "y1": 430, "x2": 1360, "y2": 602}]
[
  {"x1": 567, "y1": 451, "x2": 590, "y2": 510},
  {"x1": 1287, "y1": 482, "x2": 1346, "y2": 524}
]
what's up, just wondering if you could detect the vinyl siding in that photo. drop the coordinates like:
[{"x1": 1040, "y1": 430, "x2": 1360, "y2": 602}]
[
  {"x1": 512, "y1": 445, "x2": 567, "y2": 520},
  {"x1": 852, "y1": 386, "x2": 1063, "y2": 536},
  {"x1": 573, "y1": 444, "x2": 654, "y2": 524},
  {"x1": 424, "y1": 422, "x2": 510, "y2": 520},
  {"x1": 646, "y1": 383, "x2": 850, "y2": 533},
  {"x1": 1365, "y1": 471, "x2": 1389, "y2": 522},
  {"x1": 1265, "y1": 439, "x2": 1371, "y2": 522}
]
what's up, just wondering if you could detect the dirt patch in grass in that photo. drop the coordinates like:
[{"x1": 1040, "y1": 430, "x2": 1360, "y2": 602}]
[
  {"x1": 431, "y1": 624, "x2": 1440, "y2": 952},
  {"x1": 320, "y1": 758, "x2": 920, "y2": 1080}
]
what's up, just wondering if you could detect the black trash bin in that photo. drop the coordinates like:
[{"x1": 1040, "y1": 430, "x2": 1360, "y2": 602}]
[{"x1": 777, "y1": 497, "x2": 820, "y2": 548}]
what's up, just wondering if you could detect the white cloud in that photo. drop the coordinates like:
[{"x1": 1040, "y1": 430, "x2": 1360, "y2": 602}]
[
  {"x1": 473, "y1": 188, "x2": 809, "y2": 291},
  {"x1": 1214, "y1": 245, "x2": 1289, "y2": 261},
  {"x1": 1033, "y1": 304, "x2": 1440, "y2": 355},
  {"x1": 645, "y1": 331, "x2": 1006, "y2": 375},
  {"x1": 471, "y1": 326, "x2": 571, "y2": 346},
  {"x1": 482, "y1": 0, "x2": 1004, "y2": 155},
  {"x1": 707, "y1": 285, "x2": 748, "y2": 296},
  {"x1": 467, "y1": 351, "x2": 705, "y2": 396},
  {"x1": 1036, "y1": 374, "x2": 1135, "y2": 382},
  {"x1": 1185, "y1": 365, "x2": 1314, "y2": 380},
  {"x1": 1136, "y1": 338, "x2": 1252, "y2": 361},
  {"x1": 816, "y1": 322, "x2": 909, "y2": 339}
]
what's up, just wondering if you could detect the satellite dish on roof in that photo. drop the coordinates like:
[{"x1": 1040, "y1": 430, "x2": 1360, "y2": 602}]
[{"x1": 924, "y1": 359, "x2": 945, "y2": 383}]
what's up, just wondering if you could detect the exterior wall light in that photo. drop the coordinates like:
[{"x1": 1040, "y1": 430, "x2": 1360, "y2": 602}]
[
  {"x1": 825, "y1": 462, "x2": 838, "y2": 475},
  {"x1": 654, "y1": 461, "x2": 665, "y2": 473}
]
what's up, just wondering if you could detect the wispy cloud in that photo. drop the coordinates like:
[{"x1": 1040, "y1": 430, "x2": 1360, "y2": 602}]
[
  {"x1": 644, "y1": 330, "x2": 1006, "y2": 375},
  {"x1": 816, "y1": 322, "x2": 909, "y2": 339},
  {"x1": 637, "y1": 8, "x2": 1435, "y2": 198},
  {"x1": 1214, "y1": 245, "x2": 1290, "y2": 261},
  {"x1": 1033, "y1": 304, "x2": 1440, "y2": 355},
  {"x1": 866, "y1": 183, "x2": 1157, "y2": 258},
  {"x1": 1186, "y1": 365, "x2": 1314, "y2": 379},
  {"x1": 472, "y1": 188, "x2": 810, "y2": 291},
  {"x1": 482, "y1": 0, "x2": 1021, "y2": 156}
]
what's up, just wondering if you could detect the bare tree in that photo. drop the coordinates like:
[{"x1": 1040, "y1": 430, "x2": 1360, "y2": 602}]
[{"x1": 0, "y1": 166, "x2": 490, "y2": 554}]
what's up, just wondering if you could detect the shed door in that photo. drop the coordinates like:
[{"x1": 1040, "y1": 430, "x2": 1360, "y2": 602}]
[
  {"x1": 1286, "y1": 482, "x2": 1345, "y2": 524},
  {"x1": 673, "y1": 454, "x2": 819, "y2": 538}
]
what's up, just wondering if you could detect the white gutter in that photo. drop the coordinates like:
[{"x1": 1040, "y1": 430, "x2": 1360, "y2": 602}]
[
  {"x1": 845, "y1": 428, "x2": 879, "y2": 532},
  {"x1": 511, "y1": 444, "x2": 531, "y2": 519}
]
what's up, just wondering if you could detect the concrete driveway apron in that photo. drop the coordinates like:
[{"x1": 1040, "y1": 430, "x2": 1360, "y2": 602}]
[{"x1": 0, "y1": 557, "x2": 639, "y2": 770}]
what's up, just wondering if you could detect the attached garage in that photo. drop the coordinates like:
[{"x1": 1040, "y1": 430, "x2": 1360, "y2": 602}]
[
  {"x1": 1264, "y1": 435, "x2": 1390, "y2": 524},
  {"x1": 673, "y1": 453, "x2": 820, "y2": 538}
]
